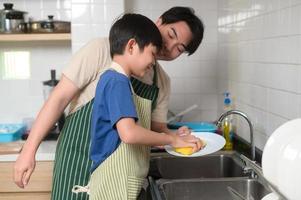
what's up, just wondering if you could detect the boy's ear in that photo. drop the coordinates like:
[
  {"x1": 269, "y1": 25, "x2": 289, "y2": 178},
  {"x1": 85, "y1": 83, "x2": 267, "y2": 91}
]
[
  {"x1": 126, "y1": 38, "x2": 137, "y2": 55},
  {"x1": 155, "y1": 17, "x2": 162, "y2": 26}
]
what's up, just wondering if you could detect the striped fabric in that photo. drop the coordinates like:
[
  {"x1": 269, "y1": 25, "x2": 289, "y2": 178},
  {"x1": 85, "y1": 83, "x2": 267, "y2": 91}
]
[
  {"x1": 131, "y1": 77, "x2": 158, "y2": 110},
  {"x1": 51, "y1": 71, "x2": 157, "y2": 200},
  {"x1": 51, "y1": 100, "x2": 93, "y2": 200},
  {"x1": 131, "y1": 63, "x2": 158, "y2": 110},
  {"x1": 89, "y1": 91, "x2": 152, "y2": 200}
]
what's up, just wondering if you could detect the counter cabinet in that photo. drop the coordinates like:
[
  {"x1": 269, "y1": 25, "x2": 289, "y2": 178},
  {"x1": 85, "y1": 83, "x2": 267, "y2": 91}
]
[{"x1": 0, "y1": 161, "x2": 53, "y2": 200}]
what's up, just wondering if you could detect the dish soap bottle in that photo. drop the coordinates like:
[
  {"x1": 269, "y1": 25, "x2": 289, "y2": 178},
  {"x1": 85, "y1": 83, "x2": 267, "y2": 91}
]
[{"x1": 222, "y1": 92, "x2": 234, "y2": 150}]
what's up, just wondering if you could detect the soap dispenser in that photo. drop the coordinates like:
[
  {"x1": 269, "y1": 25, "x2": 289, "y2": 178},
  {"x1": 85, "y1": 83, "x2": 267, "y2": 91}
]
[{"x1": 222, "y1": 92, "x2": 234, "y2": 150}]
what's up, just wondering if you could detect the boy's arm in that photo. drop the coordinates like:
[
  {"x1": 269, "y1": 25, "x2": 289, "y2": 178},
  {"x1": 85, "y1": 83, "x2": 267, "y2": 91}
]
[
  {"x1": 116, "y1": 118, "x2": 200, "y2": 149},
  {"x1": 14, "y1": 75, "x2": 79, "y2": 188}
]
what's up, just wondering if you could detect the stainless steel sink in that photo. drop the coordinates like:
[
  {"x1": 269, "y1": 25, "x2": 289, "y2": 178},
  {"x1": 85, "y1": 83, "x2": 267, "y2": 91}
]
[
  {"x1": 149, "y1": 151, "x2": 246, "y2": 179},
  {"x1": 157, "y1": 177, "x2": 270, "y2": 200}
]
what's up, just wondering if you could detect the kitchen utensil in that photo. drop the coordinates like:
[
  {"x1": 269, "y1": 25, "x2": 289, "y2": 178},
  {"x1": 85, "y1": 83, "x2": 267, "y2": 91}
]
[
  {"x1": 29, "y1": 15, "x2": 70, "y2": 33},
  {"x1": 167, "y1": 121, "x2": 217, "y2": 132},
  {"x1": 164, "y1": 132, "x2": 225, "y2": 157},
  {"x1": 167, "y1": 104, "x2": 198, "y2": 123},
  {"x1": 262, "y1": 118, "x2": 301, "y2": 200},
  {"x1": 0, "y1": 3, "x2": 27, "y2": 33}
]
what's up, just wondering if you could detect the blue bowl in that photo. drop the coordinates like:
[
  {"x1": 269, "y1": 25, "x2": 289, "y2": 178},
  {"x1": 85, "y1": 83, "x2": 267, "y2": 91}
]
[{"x1": 167, "y1": 122, "x2": 217, "y2": 132}]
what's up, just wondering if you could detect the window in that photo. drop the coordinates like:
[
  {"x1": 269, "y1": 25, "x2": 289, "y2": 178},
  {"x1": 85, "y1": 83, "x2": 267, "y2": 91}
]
[{"x1": 0, "y1": 51, "x2": 30, "y2": 80}]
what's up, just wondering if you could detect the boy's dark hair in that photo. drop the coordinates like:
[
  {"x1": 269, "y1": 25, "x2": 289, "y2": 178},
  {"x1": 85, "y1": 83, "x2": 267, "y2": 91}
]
[
  {"x1": 160, "y1": 7, "x2": 204, "y2": 55},
  {"x1": 109, "y1": 13, "x2": 162, "y2": 58}
]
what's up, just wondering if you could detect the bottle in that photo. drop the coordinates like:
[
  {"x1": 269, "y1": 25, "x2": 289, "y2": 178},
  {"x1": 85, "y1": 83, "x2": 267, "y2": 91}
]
[{"x1": 222, "y1": 92, "x2": 234, "y2": 150}]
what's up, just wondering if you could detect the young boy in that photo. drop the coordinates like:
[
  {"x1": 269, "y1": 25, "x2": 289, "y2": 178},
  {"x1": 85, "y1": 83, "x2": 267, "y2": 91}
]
[{"x1": 88, "y1": 13, "x2": 202, "y2": 199}]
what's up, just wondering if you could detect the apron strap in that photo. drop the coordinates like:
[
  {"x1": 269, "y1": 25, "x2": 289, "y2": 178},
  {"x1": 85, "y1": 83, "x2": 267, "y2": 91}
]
[
  {"x1": 130, "y1": 64, "x2": 159, "y2": 110},
  {"x1": 72, "y1": 183, "x2": 90, "y2": 195}
]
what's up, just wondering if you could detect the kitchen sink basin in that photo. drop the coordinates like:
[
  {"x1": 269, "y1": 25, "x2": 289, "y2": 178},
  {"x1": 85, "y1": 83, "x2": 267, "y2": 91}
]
[
  {"x1": 149, "y1": 151, "x2": 246, "y2": 179},
  {"x1": 157, "y1": 177, "x2": 270, "y2": 200}
]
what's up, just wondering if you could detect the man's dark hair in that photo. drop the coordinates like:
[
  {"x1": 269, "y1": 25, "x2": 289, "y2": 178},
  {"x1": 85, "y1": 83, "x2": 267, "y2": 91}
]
[
  {"x1": 160, "y1": 7, "x2": 204, "y2": 55},
  {"x1": 109, "y1": 13, "x2": 162, "y2": 58}
]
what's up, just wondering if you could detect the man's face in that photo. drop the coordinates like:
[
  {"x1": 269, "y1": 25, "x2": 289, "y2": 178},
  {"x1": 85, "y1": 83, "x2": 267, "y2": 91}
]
[{"x1": 155, "y1": 19, "x2": 193, "y2": 61}]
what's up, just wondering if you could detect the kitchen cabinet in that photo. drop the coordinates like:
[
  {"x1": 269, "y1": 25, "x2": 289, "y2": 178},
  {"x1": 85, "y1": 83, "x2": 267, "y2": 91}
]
[
  {"x1": 0, "y1": 161, "x2": 53, "y2": 200},
  {"x1": 0, "y1": 33, "x2": 71, "y2": 42}
]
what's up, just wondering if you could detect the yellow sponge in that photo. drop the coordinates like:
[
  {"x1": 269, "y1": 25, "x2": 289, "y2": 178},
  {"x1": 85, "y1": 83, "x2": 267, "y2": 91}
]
[
  {"x1": 174, "y1": 147, "x2": 194, "y2": 155},
  {"x1": 174, "y1": 139, "x2": 207, "y2": 155}
]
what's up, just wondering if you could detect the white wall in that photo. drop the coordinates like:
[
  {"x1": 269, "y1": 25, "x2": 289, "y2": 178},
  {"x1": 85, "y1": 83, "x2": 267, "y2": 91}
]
[
  {"x1": 217, "y1": 0, "x2": 301, "y2": 149},
  {"x1": 0, "y1": 0, "x2": 219, "y2": 124},
  {"x1": 3, "y1": 0, "x2": 298, "y2": 151},
  {"x1": 0, "y1": 0, "x2": 72, "y2": 123},
  {"x1": 0, "y1": 0, "x2": 124, "y2": 123},
  {"x1": 70, "y1": 0, "x2": 124, "y2": 52}
]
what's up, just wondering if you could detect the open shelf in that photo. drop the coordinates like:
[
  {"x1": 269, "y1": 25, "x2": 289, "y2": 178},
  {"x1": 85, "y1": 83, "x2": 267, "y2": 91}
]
[{"x1": 0, "y1": 33, "x2": 71, "y2": 42}]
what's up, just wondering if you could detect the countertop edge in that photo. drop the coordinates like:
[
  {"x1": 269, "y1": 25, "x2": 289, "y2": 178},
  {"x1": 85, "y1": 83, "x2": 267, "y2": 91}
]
[{"x1": 0, "y1": 141, "x2": 57, "y2": 162}]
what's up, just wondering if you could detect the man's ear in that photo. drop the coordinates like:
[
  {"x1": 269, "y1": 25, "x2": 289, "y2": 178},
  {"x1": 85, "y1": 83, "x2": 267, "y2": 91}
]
[{"x1": 125, "y1": 38, "x2": 136, "y2": 55}]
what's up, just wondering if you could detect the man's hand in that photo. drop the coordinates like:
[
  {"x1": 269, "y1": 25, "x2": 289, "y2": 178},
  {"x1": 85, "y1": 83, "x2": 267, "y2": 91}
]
[
  {"x1": 14, "y1": 150, "x2": 36, "y2": 188},
  {"x1": 176, "y1": 126, "x2": 191, "y2": 136}
]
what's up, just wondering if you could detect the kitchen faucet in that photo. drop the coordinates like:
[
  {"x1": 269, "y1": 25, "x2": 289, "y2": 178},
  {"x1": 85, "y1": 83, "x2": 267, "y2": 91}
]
[{"x1": 215, "y1": 110, "x2": 255, "y2": 162}]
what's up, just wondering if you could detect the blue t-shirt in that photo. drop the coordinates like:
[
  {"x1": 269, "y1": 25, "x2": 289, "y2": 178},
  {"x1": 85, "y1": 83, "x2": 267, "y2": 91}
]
[{"x1": 90, "y1": 70, "x2": 138, "y2": 172}]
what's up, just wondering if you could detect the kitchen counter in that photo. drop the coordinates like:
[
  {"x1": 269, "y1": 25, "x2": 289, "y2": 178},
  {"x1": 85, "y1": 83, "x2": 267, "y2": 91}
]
[{"x1": 0, "y1": 141, "x2": 57, "y2": 162}]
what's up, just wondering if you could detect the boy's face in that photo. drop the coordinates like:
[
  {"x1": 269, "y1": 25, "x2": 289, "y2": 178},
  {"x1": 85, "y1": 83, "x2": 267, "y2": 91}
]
[
  {"x1": 155, "y1": 19, "x2": 193, "y2": 61},
  {"x1": 130, "y1": 43, "x2": 157, "y2": 77}
]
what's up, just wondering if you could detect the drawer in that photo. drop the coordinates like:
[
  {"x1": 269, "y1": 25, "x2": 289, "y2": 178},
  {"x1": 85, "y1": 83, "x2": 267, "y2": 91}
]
[
  {"x1": 0, "y1": 192, "x2": 51, "y2": 200},
  {"x1": 0, "y1": 161, "x2": 53, "y2": 193}
]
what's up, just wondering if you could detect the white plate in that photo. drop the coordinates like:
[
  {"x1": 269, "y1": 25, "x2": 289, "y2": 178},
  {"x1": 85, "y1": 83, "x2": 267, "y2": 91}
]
[
  {"x1": 262, "y1": 118, "x2": 301, "y2": 200},
  {"x1": 165, "y1": 132, "x2": 226, "y2": 157}
]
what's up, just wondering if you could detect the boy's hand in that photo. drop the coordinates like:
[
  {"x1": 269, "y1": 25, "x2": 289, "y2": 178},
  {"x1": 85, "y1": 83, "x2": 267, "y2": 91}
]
[{"x1": 170, "y1": 134, "x2": 203, "y2": 153}]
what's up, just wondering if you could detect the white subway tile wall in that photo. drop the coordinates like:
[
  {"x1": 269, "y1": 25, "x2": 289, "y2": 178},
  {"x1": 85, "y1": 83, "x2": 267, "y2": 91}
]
[
  {"x1": 218, "y1": 0, "x2": 301, "y2": 149},
  {"x1": 4, "y1": 0, "x2": 299, "y2": 151},
  {"x1": 71, "y1": 0, "x2": 124, "y2": 52},
  {"x1": 0, "y1": 0, "x2": 72, "y2": 123},
  {"x1": 0, "y1": 0, "x2": 218, "y2": 124}
]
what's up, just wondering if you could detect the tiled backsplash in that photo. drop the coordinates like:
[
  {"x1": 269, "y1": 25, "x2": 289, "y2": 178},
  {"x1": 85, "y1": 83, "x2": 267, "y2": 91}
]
[
  {"x1": 0, "y1": 0, "x2": 219, "y2": 124},
  {"x1": 217, "y1": 1, "x2": 301, "y2": 149},
  {"x1": 2, "y1": 0, "x2": 299, "y2": 150},
  {"x1": 0, "y1": 0, "x2": 73, "y2": 123}
]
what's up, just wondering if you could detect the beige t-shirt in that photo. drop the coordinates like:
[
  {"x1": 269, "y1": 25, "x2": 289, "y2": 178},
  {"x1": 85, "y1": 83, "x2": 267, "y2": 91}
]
[{"x1": 62, "y1": 37, "x2": 170, "y2": 123}]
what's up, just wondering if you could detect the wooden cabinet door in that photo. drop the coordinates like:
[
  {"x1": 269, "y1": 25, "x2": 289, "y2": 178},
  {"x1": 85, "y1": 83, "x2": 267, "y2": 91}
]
[{"x1": 0, "y1": 161, "x2": 53, "y2": 199}]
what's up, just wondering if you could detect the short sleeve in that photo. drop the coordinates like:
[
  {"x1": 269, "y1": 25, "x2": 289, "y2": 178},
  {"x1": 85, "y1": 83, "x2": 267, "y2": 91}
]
[
  {"x1": 151, "y1": 64, "x2": 171, "y2": 123},
  {"x1": 62, "y1": 38, "x2": 111, "y2": 89},
  {"x1": 106, "y1": 79, "x2": 138, "y2": 127}
]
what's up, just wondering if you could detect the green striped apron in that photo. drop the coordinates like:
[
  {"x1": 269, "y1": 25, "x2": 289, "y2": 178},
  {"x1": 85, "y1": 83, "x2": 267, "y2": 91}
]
[
  {"x1": 51, "y1": 68, "x2": 159, "y2": 200},
  {"x1": 89, "y1": 85, "x2": 152, "y2": 200},
  {"x1": 131, "y1": 65, "x2": 159, "y2": 111}
]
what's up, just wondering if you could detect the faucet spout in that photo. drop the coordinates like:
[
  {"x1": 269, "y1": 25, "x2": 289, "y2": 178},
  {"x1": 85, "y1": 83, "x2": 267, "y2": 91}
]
[{"x1": 216, "y1": 110, "x2": 255, "y2": 162}]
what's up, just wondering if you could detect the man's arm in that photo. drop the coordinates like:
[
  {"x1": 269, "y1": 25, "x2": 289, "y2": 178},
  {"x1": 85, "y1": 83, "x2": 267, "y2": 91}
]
[
  {"x1": 14, "y1": 75, "x2": 79, "y2": 188},
  {"x1": 151, "y1": 121, "x2": 191, "y2": 136}
]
